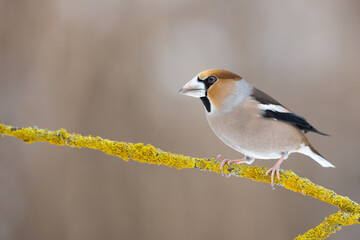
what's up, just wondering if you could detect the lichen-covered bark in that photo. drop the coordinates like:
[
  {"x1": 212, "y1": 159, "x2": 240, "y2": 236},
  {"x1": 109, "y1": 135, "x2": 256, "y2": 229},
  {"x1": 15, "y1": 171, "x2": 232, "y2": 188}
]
[{"x1": 1, "y1": 123, "x2": 359, "y2": 239}]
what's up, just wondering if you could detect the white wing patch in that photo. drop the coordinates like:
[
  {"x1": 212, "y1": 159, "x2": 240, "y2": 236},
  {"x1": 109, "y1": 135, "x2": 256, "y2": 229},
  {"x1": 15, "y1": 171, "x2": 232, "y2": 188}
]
[{"x1": 258, "y1": 104, "x2": 290, "y2": 113}]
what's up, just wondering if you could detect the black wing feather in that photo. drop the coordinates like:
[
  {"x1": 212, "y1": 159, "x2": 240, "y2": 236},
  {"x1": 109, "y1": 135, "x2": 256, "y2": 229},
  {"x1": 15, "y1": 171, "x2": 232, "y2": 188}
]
[
  {"x1": 251, "y1": 87, "x2": 329, "y2": 136},
  {"x1": 262, "y1": 110, "x2": 329, "y2": 136}
]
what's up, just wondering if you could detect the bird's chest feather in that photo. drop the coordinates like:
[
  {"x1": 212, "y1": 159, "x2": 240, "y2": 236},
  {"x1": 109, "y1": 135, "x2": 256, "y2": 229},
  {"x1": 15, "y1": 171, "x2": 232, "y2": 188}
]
[
  {"x1": 206, "y1": 100, "x2": 302, "y2": 158},
  {"x1": 206, "y1": 103, "x2": 259, "y2": 150}
]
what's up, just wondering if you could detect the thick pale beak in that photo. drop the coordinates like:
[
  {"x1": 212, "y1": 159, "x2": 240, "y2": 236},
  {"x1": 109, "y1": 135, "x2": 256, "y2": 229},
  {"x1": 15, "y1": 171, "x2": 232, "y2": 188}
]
[{"x1": 179, "y1": 76, "x2": 206, "y2": 98}]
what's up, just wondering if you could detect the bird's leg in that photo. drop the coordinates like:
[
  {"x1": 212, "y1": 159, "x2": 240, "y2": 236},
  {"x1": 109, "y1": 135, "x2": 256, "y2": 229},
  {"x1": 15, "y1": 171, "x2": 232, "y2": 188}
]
[
  {"x1": 217, "y1": 155, "x2": 246, "y2": 178},
  {"x1": 265, "y1": 155, "x2": 285, "y2": 188}
]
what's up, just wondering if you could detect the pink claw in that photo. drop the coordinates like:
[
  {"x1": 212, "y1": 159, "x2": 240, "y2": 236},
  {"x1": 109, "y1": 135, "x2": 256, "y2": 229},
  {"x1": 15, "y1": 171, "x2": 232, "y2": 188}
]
[
  {"x1": 217, "y1": 155, "x2": 246, "y2": 178},
  {"x1": 265, "y1": 156, "x2": 285, "y2": 188}
]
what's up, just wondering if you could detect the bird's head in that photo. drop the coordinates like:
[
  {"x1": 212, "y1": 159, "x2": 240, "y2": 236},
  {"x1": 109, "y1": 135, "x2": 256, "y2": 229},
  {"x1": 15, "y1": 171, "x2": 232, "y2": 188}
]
[{"x1": 180, "y1": 69, "x2": 248, "y2": 113}]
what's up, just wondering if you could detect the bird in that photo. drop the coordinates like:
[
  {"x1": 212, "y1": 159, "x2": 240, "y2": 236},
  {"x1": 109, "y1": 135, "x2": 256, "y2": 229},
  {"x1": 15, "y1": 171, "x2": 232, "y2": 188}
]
[{"x1": 179, "y1": 69, "x2": 334, "y2": 188}]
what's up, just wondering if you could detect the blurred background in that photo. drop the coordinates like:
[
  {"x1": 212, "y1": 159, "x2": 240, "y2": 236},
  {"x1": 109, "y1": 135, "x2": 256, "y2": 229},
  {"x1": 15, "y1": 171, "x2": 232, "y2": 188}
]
[{"x1": 0, "y1": 0, "x2": 359, "y2": 239}]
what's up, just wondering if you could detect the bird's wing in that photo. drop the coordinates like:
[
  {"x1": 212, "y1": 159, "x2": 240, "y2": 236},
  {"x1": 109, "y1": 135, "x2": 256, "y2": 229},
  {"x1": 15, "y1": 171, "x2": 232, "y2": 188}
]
[{"x1": 250, "y1": 88, "x2": 329, "y2": 136}]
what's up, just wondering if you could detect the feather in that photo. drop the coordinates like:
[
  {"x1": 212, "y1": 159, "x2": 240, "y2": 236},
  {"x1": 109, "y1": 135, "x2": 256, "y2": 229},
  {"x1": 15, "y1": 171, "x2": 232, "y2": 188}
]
[
  {"x1": 251, "y1": 87, "x2": 329, "y2": 136},
  {"x1": 262, "y1": 110, "x2": 329, "y2": 136}
]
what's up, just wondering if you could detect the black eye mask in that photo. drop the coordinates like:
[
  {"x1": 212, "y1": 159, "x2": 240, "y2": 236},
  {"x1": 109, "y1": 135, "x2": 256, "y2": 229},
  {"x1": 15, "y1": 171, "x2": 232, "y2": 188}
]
[{"x1": 198, "y1": 76, "x2": 217, "y2": 112}]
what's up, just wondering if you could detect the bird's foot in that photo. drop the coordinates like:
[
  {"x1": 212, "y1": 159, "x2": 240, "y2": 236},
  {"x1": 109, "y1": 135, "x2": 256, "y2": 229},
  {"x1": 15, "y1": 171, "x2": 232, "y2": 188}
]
[
  {"x1": 265, "y1": 156, "x2": 285, "y2": 189},
  {"x1": 217, "y1": 155, "x2": 246, "y2": 178}
]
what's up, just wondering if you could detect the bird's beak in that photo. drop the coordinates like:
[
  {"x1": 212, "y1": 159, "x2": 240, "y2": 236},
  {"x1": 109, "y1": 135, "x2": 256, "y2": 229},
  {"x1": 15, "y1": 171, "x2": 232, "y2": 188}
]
[{"x1": 179, "y1": 76, "x2": 206, "y2": 98}]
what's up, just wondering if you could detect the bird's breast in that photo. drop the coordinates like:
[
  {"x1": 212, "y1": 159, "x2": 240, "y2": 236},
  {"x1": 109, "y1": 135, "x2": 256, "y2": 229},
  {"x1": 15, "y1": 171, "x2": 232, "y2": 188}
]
[{"x1": 206, "y1": 99, "x2": 304, "y2": 159}]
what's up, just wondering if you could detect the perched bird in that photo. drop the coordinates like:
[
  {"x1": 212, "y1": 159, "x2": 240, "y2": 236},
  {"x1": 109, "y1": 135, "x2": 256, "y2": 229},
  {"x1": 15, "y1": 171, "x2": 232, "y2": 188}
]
[{"x1": 180, "y1": 69, "x2": 334, "y2": 187}]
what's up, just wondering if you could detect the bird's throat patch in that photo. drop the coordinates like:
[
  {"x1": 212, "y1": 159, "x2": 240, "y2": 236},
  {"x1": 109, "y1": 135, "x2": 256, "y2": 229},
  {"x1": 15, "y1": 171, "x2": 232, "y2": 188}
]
[{"x1": 200, "y1": 97, "x2": 211, "y2": 112}]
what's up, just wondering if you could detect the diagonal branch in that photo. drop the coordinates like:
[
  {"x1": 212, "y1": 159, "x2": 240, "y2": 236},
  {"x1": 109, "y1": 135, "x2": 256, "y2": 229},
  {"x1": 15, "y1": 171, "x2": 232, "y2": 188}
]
[
  {"x1": 0, "y1": 123, "x2": 359, "y2": 239},
  {"x1": 295, "y1": 211, "x2": 360, "y2": 240}
]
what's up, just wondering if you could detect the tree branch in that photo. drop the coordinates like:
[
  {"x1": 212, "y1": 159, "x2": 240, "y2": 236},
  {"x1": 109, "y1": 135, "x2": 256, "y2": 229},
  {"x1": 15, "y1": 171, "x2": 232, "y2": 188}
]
[{"x1": 0, "y1": 123, "x2": 359, "y2": 239}]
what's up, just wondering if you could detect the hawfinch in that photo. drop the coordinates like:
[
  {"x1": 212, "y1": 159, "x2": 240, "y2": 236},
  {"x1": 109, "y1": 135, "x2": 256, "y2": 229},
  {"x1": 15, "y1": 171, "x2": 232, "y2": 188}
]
[{"x1": 180, "y1": 69, "x2": 334, "y2": 187}]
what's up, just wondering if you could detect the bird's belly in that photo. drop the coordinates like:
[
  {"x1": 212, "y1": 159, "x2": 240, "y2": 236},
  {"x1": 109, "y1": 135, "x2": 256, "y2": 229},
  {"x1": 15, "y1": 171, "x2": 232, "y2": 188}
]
[
  {"x1": 207, "y1": 111, "x2": 303, "y2": 159},
  {"x1": 213, "y1": 131, "x2": 284, "y2": 159}
]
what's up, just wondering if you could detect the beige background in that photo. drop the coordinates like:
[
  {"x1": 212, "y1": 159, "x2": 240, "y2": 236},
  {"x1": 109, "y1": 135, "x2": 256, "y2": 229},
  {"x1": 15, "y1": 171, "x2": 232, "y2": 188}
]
[{"x1": 1, "y1": 0, "x2": 360, "y2": 239}]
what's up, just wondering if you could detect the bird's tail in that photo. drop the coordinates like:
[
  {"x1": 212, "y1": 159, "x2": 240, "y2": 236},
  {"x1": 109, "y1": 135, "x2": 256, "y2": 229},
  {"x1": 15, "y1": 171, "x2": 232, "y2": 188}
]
[{"x1": 297, "y1": 143, "x2": 335, "y2": 168}]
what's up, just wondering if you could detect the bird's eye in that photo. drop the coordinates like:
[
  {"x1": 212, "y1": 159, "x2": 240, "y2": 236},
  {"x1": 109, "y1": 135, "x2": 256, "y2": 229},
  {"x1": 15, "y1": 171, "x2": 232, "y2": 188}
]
[{"x1": 207, "y1": 76, "x2": 217, "y2": 84}]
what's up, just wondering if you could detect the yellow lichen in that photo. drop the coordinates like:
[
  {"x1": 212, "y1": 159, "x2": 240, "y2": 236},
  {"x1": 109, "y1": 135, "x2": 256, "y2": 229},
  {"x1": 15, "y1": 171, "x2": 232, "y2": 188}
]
[
  {"x1": 295, "y1": 211, "x2": 360, "y2": 240},
  {"x1": 0, "y1": 123, "x2": 359, "y2": 239}
]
